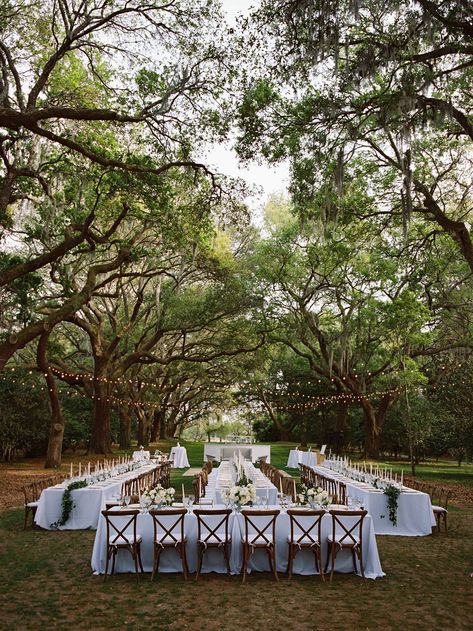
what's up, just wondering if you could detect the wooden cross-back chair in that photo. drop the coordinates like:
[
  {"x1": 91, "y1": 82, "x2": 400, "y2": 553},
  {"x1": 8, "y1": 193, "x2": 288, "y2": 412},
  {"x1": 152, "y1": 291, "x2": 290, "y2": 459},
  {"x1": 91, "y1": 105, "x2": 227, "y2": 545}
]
[
  {"x1": 431, "y1": 488, "x2": 450, "y2": 533},
  {"x1": 324, "y1": 509, "x2": 367, "y2": 581},
  {"x1": 101, "y1": 509, "x2": 143, "y2": 581},
  {"x1": 240, "y1": 509, "x2": 280, "y2": 583},
  {"x1": 194, "y1": 508, "x2": 232, "y2": 579},
  {"x1": 22, "y1": 483, "x2": 39, "y2": 529},
  {"x1": 149, "y1": 508, "x2": 188, "y2": 580},
  {"x1": 287, "y1": 509, "x2": 325, "y2": 581}
]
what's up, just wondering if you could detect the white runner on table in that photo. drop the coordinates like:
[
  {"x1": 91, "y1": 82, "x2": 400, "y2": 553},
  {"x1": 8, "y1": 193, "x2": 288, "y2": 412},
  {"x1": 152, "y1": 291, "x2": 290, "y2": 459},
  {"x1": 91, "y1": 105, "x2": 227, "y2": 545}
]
[
  {"x1": 211, "y1": 461, "x2": 279, "y2": 506},
  {"x1": 313, "y1": 465, "x2": 435, "y2": 536},
  {"x1": 34, "y1": 463, "x2": 159, "y2": 531},
  {"x1": 91, "y1": 505, "x2": 384, "y2": 579}
]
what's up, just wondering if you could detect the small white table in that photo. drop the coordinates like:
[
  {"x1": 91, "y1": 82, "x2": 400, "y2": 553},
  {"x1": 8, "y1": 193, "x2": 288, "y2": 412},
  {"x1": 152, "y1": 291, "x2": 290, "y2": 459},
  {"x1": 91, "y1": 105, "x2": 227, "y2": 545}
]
[
  {"x1": 170, "y1": 446, "x2": 189, "y2": 468},
  {"x1": 287, "y1": 449, "x2": 301, "y2": 468}
]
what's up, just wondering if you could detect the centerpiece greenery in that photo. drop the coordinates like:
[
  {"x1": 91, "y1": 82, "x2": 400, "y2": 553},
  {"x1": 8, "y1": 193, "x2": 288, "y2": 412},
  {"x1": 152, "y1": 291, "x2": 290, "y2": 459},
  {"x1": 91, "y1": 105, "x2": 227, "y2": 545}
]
[
  {"x1": 384, "y1": 484, "x2": 401, "y2": 526},
  {"x1": 51, "y1": 480, "x2": 88, "y2": 528}
]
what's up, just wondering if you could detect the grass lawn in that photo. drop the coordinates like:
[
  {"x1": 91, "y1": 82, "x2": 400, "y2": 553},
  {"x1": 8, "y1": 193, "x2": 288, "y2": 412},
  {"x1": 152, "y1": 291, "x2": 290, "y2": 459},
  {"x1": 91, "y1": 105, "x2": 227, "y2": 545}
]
[
  {"x1": 1, "y1": 441, "x2": 473, "y2": 629},
  {"x1": 0, "y1": 502, "x2": 472, "y2": 630}
]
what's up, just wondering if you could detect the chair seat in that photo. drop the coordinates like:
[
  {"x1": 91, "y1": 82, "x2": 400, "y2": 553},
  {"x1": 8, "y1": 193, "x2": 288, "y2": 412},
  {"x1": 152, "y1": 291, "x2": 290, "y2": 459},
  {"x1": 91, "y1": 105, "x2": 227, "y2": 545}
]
[
  {"x1": 155, "y1": 535, "x2": 187, "y2": 546},
  {"x1": 199, "y1": 534, "x2": 231, "y2": 545},
  {"x1": 109, "y1": 534, "x2": 142, "y2": 546},
  {"x1": 287, "y1": 535, "x2": 320, "y2": 546},
  {"x1": 432, "y1": 505, "x2": 447, "y2": 513},
  {"x1": 327, "y1": 533, "x2": 360, "y2": 546},
  {"x1": 242, "y1": 535, "x2": 274, "y2": 546}
]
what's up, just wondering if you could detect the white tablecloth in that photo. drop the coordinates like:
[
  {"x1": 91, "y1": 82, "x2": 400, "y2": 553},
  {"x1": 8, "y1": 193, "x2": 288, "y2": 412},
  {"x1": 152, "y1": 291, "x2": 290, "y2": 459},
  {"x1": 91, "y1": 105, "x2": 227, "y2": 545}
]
[
  {"x1": 91, "y1": 506, "x2": 384, "y2": 579},
  {"x1": 287, "y1": 449, "x2": 301, "y2": 468},
  {"x1": 300, "y1": 451, "x2": 317, "y2": 467},
  {"x1": 132, "y1": 450, "x2": 150, "y2": 462},
  {"x1": 204, "y1": 444, "x2": 271, "y2": 463},
  {"x1": 34, "y1": 464, "x2": 159, "y2": 531},
  {"x1": 287, "y1": 450, "x2": 318, "y2": 468},
  {"x1": 314, "y1": 466, "x2": 435, "y2": 536},
  {"x1": 170, "y1": 446, "x2": 189, "y2": 468}
]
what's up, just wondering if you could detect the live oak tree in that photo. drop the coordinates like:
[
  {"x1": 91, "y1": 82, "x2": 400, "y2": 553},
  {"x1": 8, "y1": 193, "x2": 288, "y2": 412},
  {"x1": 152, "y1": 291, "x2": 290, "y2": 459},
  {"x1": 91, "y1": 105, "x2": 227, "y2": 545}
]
[
  {"x1": 237, "y1": 1, "x2": 473, "y2": 269},
  {"x1": 0, "y1": 0, "x2": 236, "y2": 370}
]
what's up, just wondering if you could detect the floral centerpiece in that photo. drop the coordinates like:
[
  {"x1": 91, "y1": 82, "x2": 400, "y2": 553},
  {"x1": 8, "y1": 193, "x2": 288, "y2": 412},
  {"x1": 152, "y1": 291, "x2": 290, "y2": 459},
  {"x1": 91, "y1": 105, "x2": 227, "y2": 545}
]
[
  {"x1": 222, "y1": 483, "x2": 257, "y2": 510},
  {"x1": 141, "y1": 484, "x2": 175, "y2": 508},
  {"x1": 298, "y1": 484, "x2": 330, "y2": 507}
]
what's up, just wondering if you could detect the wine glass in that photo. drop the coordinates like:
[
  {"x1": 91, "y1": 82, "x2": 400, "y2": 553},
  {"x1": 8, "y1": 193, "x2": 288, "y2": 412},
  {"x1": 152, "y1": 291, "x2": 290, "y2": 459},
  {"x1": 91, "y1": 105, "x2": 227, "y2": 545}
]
[
  {"x1": 124, "y1": 495, "x2": 131, "y2": 507},
  {"x1": 187, "y1": 495, "x2": 195, "y2": 512}
]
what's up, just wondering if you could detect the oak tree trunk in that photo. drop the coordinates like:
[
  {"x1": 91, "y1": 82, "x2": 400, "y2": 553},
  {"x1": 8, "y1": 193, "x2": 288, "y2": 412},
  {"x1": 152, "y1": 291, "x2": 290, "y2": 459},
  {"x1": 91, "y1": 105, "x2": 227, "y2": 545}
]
[{"x1": 37, "y1": 331, "x2": 66, "y2": 469}]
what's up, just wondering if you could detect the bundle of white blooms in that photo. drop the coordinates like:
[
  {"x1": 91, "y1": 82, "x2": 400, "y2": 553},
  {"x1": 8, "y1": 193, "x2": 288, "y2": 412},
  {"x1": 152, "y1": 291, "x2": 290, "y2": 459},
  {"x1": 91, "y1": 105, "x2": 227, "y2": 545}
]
[
  {"x1": 142, "y1": 484, "x2": 175, "y2": 507},
  {"x1": 298, "y1": 485, "x2": 330, "y2": 506},
  {"x1": 222, "y1": 483, "x2": 257, "y2": 506}
]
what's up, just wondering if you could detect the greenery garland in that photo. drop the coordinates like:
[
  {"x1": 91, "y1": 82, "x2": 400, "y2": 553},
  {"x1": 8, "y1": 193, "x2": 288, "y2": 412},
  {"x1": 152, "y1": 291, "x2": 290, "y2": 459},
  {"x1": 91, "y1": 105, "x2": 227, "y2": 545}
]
[
  {"x1": 51, "y1": 480, "x2": 88, "y2": 528},
  {"x1": 384, "y1": 484, "x2": 401, "y2": 526}
]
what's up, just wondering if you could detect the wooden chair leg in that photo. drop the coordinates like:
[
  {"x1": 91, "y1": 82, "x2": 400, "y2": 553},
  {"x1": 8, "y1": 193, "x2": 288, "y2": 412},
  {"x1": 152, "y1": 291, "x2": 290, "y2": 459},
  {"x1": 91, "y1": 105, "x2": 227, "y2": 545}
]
[
  {"x1": 111, "y1": 548, "x2": 117, "y2": 577},
  {"x1": 241, "y1": 545, "x2": 248, "y2": 583},
  {"x1": 330, "y1": 546, "x2": 339, "y2": 582},
  {"x1": 181, "y1": 544, "x2": 188, "y2": 580},
  {"x1": 287, "y1": 545, "x2": 294, "y2": 580},
  {"x1": 196, "y1": 545, "x2": 204, "y2": 581},
  {"x1": 267, "y1": 547, "x2": 279, "y2": 582},
  {"x1": 104, "y1": 547, "x2": 111, "y2": 582}
]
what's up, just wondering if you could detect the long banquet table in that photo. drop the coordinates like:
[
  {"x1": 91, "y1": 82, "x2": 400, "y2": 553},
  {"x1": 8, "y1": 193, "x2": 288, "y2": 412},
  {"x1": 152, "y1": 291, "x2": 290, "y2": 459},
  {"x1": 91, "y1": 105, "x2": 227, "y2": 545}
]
[
  {"x1": 210, "y1": 462, "x2": 279, "y2": 506},
  {"x1": 313, "y1": 465, "x2": 436, "y2": 536},
  {"x1": 34, "y1": 463, "x2": 159, "y2": 531},
  {"x1": 91, "y1": 505, "x2": 384, "y2": 579}
]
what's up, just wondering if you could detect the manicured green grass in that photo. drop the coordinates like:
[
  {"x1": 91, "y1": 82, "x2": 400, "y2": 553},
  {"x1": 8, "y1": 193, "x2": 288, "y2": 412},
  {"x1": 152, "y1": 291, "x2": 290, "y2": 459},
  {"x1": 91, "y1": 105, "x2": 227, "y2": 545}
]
[{"x1": 1, "y1": 503, "x2": 473, "y2": 630}]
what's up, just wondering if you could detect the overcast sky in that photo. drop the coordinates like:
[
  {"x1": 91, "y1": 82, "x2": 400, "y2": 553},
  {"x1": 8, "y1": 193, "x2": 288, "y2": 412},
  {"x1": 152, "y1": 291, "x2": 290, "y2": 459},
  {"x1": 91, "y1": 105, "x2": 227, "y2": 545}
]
[{"x1": 204, "y1": 0, "x2": 289, "y2": 214}]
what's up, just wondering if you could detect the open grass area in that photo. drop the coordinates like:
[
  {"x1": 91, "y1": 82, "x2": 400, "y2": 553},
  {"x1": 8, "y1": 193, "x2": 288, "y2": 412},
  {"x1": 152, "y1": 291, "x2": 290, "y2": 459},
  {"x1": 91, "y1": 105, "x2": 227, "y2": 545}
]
[
  {"x1": 0, "y1": 504, "x2": 472, "y2": 631},
  {"x1": 1, "y1": 441, "x2": 473, "y2": 629}
]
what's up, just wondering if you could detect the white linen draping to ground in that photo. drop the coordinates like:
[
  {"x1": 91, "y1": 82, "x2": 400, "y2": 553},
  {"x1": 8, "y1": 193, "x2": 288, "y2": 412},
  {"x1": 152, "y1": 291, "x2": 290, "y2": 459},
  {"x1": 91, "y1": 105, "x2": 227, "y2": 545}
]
[
  {"x1": 170, "y1": 446, "x2": 190, "y2": 468},
  {"x1": 313, "y1": 465, "x2": 435, "y2": 536},
  {"x1": 204, "y1": 443, "x2": 271, "y2": 463},
  {"x1": 286, "y1": 449, "x2": 302, "y2": 468},
  {"x1": 91, "y1": 506, "x2": 384, "y2": 579},
  {"x1": 132, "y1": 450, "x2": 150, "y2": 462},
  {"x1": 34, "y1": 463, "x2": 159, "y2": 531}
]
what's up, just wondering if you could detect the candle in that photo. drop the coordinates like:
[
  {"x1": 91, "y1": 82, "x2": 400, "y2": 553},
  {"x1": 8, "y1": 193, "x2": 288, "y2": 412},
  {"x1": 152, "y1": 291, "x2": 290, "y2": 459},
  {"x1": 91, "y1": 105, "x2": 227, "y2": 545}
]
[
  {"x1": 88, "y1": 462, "x2": 90, "y2": 475},
  {"x1": 279, "y1": 478, "x2": 283, "y2": 494},
  {"x1": 199, "y1": 477, "x2": 202, "y2": 499},
  {"x1": 70, "y1": 462, "x2": 73, "y2": 477},
  {"x1": 293, "y1": 479, "x2": 297, "y2": 501},
  {"x1": 370, "y1": 463, "x2": 372, "y2": 475},
  {"x1": 400, "y1": 469, "x2": 403, "y2": 488},
  {"x1": 79, "y1": 462, "x2": 81, "y2": 476},
  {"x1": 182, "y1": 483, "x2": 185, "y2": 501}
]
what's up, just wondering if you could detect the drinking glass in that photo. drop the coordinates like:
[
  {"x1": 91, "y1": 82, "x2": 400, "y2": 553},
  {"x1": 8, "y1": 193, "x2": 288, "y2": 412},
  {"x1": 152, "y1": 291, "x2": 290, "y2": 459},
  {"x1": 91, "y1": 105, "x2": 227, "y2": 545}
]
[{"x1": 124, "y1": 495, "x2": 131, "y2": 507}]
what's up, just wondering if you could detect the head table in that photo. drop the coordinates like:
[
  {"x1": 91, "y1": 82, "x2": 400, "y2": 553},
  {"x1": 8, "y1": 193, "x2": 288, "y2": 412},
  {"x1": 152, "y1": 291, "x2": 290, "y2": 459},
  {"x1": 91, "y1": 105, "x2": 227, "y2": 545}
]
[{"x1": 91, "y1": 505, "x2": 384, "y2": 579}]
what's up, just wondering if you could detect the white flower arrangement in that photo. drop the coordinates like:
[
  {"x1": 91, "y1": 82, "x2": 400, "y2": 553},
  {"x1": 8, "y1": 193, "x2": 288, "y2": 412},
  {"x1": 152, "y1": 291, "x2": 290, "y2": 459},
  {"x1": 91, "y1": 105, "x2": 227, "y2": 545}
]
[
  {"x1": 222, "y1": 483, "x2": 257, "y2": 506},
  {"x1": 141, "y1": 484, "x2": 175, "y2": 507},
  {"x1": 298, "y1": 484, "x2": 330, "y2": 507}
]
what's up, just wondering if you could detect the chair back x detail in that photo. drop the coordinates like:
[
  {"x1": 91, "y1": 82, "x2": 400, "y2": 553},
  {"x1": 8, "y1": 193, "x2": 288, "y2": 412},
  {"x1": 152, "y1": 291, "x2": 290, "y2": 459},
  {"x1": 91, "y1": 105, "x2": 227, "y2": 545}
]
[
  {"x1": 240, "y1": 509, "x2": 280, "y2": 583},
  {"x1": 194, "y1": 508, "x2": 232, "y2": 579}
]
